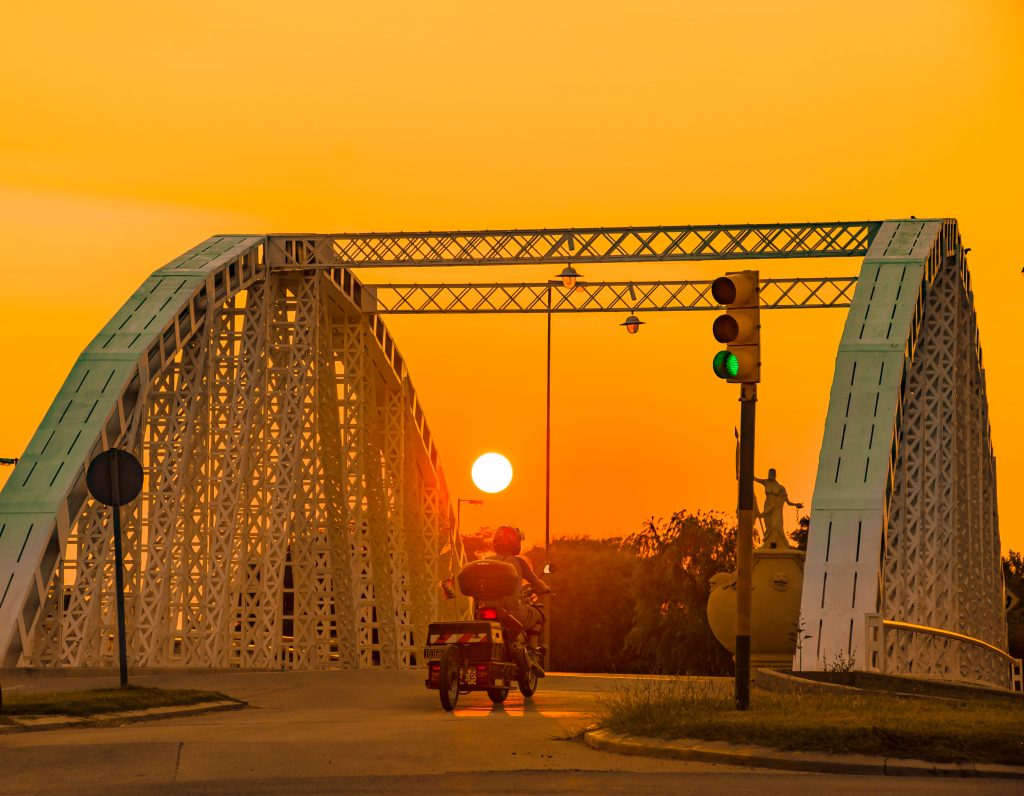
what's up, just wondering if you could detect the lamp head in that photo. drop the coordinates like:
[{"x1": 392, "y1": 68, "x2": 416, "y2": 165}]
[
  {"x1": 557, "y1": 265, "x2": 581, "y2": 289},
  {"x1": 620, "y1": 314, "x2": 644, "y2": 334}
]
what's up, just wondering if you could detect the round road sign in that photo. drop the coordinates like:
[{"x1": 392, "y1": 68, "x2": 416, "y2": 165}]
[{"x1": 86, "y1": 449, "x2": 143, "y2": 507}]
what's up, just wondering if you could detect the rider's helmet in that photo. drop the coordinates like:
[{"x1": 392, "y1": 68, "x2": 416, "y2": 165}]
[{"x1": 492, "y1": 525, "x2": 524, "y2": 556}]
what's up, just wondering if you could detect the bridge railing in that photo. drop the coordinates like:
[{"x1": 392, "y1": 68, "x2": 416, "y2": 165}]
[{"x1": 864, "y1": 613, "x2": 1022, "y2": 692}]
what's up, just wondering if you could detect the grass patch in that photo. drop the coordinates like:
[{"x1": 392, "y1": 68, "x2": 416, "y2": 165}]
[
  {"x1": 1, "y1": 686, "x2": 236, "y2": 718},
  {"x1": 596, "y1": 677, "x2": 1024, "y2": 766}
]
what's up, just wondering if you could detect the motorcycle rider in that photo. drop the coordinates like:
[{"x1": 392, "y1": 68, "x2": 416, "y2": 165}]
[{"x1": 489, "y1": 525, "x2": 550, "y2": 677}]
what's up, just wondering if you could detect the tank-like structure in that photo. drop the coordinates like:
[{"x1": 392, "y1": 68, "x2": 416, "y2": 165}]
[{"x1": 706, "y1": 525, "x2": 806, "y2": 669}]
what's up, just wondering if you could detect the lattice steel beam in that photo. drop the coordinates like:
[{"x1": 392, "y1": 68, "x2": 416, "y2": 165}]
[
  {"x1": 0, "y1": 236, "x2": 471, "y2": 672},
  {"x1": 365, "y1": 277, "x2": 858, "y2": 314},
  {"x1": 268, "y1": 222, "x2": 882, "y2": 268}
]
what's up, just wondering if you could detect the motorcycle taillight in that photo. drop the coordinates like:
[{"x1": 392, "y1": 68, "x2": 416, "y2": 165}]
[{"x1": 478, "y1": 607, "x2": 499, "y2": 620}]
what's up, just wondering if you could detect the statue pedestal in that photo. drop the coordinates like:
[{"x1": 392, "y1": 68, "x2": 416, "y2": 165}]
[{"x1": 706, "y1": 538, "x2": 805, "y2": 670}]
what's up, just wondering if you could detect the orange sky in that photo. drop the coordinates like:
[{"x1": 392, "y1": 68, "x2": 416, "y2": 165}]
[{"x1": 1, "y1": 2, "x2": 1022, "y2": 554}]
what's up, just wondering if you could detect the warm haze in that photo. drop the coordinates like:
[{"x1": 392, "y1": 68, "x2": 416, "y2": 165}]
[{"x1": 1, "y1": 2, "x2": 1022, "y2": 553}]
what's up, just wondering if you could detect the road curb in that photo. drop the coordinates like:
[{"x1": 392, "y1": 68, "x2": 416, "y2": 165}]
[
  {"x1": 0, "y1": 699, "x2": 246, "y2": 734},
  {"x1": 584, "y1": 728, "x2": 1024, "y2": 779}
]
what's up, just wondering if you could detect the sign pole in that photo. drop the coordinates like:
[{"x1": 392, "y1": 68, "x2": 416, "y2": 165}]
[
  {"x1": 735, "y1": 382, "x2": 757, "y2": 710},
  {"x1": 108, "y1": 452, "x2": 129, "y2": 689},
  {"x1": 87, "y1": 447, "x2": 143, "y2": 689}
]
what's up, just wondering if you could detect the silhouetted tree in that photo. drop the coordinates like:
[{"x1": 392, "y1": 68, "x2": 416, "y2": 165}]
[
  {"x1": 790, "y1": 514, "x2": 810, "y2": 551},
  {"x1": 523, "y1": 539, "x2": 638, "y2": 673},
  {"x1": 460, "y1": 527, "x2": 495, "y2": 561},
  {"x1": 624, "y1": 511, "x2": 736, "y2": 675},
  {"x1": 461, "y1": 514, "x2": 748, "y2": 675},
  {"x1": 1003, "y1": 550, "x2": 1024, "y2": 658}
]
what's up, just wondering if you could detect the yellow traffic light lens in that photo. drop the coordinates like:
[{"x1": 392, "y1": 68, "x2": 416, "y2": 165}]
[
  {"x1": 712, "y1": 350, "x2": 739, "y2": 379},
  {"x1": 712, "y1": 314, "x2": 739, "y2": 343}
]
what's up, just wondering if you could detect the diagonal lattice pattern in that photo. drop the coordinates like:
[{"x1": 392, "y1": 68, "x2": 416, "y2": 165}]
[
  {"x1": 0, "y1": 238, "x2": 466, "y2": 671},
  {"x1": 367, "y1": 277, "x2": 858, "y2": 314},
  {"x1": 799, "y1": 219, "x2": 1010, "y2": 688},
  {"x1": 268, "y1": 223, "x2": 881, "y2": 268}
]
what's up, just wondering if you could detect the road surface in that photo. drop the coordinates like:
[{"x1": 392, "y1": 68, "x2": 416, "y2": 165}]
[{"x1": 0, "y1": 669, "x2": 1017, "y2": 794}]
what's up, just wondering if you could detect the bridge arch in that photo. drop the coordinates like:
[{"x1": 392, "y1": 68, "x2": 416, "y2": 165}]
[
  {"x1": 798, "y1": 219, "x2": 1011, "y2": 687},
  {"x1": 0, "y1": 237, "x2": 464, "y2": 669}
]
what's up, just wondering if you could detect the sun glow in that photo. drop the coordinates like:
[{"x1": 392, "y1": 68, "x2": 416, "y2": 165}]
[{"x1": 471, "y1": 453, "x2": 513, "y2": 494}]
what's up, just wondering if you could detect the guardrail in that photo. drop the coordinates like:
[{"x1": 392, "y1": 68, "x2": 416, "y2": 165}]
[{"x1": 864, "y1": 613, "x2": 1022, "y2": 692}]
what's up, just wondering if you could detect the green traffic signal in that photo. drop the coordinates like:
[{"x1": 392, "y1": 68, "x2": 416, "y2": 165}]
[{"x1": 712, "y1": 350, "x2": 739, "y2": 379}]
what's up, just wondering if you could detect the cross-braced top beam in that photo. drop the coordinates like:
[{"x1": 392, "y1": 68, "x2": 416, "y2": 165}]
[
  {"x1": 366, "y1": 277, "x2": 858, "y2": 314},
  {"x1": 268, "y1": 222, "x2": 882, "y2": 268}
]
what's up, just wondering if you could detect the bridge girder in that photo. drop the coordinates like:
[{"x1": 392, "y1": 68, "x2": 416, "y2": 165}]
[
  {"x1": 268, "y1": 222, "x2": 881, "y2": 268},
  {"x1": 361, "y1": 277, "x2": 858, "y2": 314},
  {"x1": 0, "y1": 219, "x2": 1009, "y2": 687},
  {"x1": 0, "y1": 238, "x2": 465, "y2": 669}
]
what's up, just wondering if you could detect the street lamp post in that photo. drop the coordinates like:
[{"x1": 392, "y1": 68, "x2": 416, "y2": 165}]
[
  {"x1": 545, "y1": 265, "x2": 581, "y2": 568},
  {"x1": 542, "y1": 264, "x2": 581, "y2": 672},
  {"x1": 451, "y1": 498, "x2": 483, "y2": 619},
  {"x1": 546, "y1": 284, "x2": 552, "y2": 564}
]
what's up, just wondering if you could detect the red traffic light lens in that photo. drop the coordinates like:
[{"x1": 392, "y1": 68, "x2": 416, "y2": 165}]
[{"x1": 711, "y1": 276, "x2": 738, "y2": 304}]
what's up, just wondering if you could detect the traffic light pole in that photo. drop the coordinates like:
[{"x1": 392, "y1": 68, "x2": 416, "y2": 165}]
[
  {"x1": 735, "y1": 382, "x2": 757, "y2": 710},
  {"x1": 709, "y1": 269, "x2": 760, "y2": 709}
]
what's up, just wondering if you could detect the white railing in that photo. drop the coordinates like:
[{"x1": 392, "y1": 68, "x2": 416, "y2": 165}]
[{"x1": 864, "y1": 612, "x2": 1022, "y2": 692}]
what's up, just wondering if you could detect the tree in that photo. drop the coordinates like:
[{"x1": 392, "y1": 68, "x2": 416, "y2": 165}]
[
  {"x1": 1003, "y1": 550, "x2": 1024, "y2": 659},
  {"x1": 460, "y1": 527, "x2": 495, "y2": 561},
  {"x1": 624, "y1": 510, "x2": 736, "y2": 675},
  {"x1": 523, "y1": 539, "x2": 638, "y2": 673},
  {"x1": 790, "y1": 514, "x2": 809, "y2": 551}
]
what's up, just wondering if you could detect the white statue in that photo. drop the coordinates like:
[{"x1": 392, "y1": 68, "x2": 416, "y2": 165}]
[{"x1": 754, "y1": 468, "x2": 803, "y2": 548}]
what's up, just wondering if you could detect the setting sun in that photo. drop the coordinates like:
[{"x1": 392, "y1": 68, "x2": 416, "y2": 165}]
[{"x1": 471, "y1": 452, "x2": 514, "y2": 494}]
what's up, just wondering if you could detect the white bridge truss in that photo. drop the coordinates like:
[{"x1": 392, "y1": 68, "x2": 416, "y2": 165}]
[
  {"x1": 0, "y1": 238, "x2": 465, "y2": 669},
  {"x1": 0, "y1": 220, "x2": 1010, "y2": 685},
  {"x1": 799, "y1": 219, "x2": 1015, "y2": 689}
]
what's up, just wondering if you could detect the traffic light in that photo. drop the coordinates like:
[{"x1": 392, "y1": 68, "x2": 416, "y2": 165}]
[{"x1": 711, "y1": 270, "x2": 760, "y2": 383}]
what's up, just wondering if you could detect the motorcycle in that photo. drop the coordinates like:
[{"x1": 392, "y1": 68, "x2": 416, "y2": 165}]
[{"x1": 424, "y1": 559, "x2": 547, "y2": 711}]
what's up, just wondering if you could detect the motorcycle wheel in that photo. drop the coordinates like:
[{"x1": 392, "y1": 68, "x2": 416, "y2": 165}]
[
  {"x1": 486, "y1": 687, "x2": 509, "y2": 703},
  {"x1": 517, "y1": 667, "x2": 538, "y2": 698},
  {"x1": 439, "y1": 645, "x2": 460, "y2": 711}
]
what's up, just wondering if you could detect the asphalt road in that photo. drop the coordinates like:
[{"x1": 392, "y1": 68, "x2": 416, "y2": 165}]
[{"x1": 0, "y1": 669, "x2": 1018, "y2": 794}]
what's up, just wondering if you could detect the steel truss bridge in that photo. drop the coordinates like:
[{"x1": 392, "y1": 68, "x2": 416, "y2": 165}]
[{"x1": 0, "y1": 220, "x2": 1014, "y2": 688}]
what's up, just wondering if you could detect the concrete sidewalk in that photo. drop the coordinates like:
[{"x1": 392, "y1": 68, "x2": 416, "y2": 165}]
[
  {"x1": 0, "y1": 699, "x2": 244, "y2": 734},
  {"x1": 585, "y1": 727, "x2": 1024, "y2": 779}
]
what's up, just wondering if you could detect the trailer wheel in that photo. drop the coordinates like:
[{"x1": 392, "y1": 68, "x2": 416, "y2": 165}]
[{"x1": 439, "y1": 645, "x2": 460, "y2": 711}]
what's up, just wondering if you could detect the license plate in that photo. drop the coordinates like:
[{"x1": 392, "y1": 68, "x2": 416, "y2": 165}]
[{"x1": 424, "y1": 646, "x2": 444, "y2": 660}]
